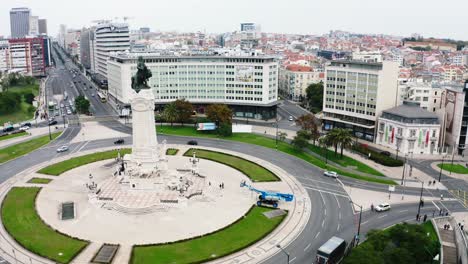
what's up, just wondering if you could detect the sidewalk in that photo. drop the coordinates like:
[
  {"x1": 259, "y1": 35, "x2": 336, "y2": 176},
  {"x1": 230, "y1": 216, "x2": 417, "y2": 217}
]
[{"x1": 0, "y1": 126, "x2": 62, "y2": 149}]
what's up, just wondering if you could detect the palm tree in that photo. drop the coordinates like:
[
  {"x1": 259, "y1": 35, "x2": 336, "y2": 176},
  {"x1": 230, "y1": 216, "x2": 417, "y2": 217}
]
[
  {"x1": 325, "y1": 129, "x2": 340, "y2": 156},
  {"x1": 336, "y1": 128, "x2": 354, "y2": 158},
  {"x1": 319, "y1": 136, "x2": 330, "y2": 164},
  {"x1": 163, "y1": 102, "x2": 178, "y2": 126}
]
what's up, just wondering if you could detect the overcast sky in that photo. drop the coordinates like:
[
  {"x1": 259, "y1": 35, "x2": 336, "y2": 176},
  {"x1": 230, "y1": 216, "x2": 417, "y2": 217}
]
[{"x1": 2, "y1": 0, "x2": 468, "y2": 40}]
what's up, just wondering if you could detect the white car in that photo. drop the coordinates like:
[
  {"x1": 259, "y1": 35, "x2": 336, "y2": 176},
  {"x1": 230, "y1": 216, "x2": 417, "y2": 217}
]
[
  {"x1": 375, "y1": 203, "x2": 391, "y2": 212},
  {"x1": 56, "y1": 146, "x2": 69, "y2": 153},
  {"x1": 323, "y1": 171, "x2": 338, "y2": 178},
  {"x1": 288, "y1": 116, "x2": 294, "y2": 121},
  {"x1": 19, "y1": 126, "x2": 29, "y2": 131}
]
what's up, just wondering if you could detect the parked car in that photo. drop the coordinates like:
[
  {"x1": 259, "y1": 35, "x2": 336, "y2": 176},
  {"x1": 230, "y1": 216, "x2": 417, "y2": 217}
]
[
  {"x1": 375, "y1": 203, "x2": 391, "y2": 212},
  {"x1": 49, "y1": 120, "x2": 58, "y2": 126},
  {"x1": 22, "y1": 122, "x2": 32, "y2": 127},
  {"x1": 56, "y1": 146, "x2": 69, "y2": 153},
  {"x1": 380, "y1": 151, "x2": 391, "y2": 157},
  {"x1": 187, "y1": 140, "x2": 198, "y2": 145},
  {"x1": 19, "y1": 126, "x2": 30, "y2": 131},
  {"x1": 323, "y1": 171, "x2": 339, "y2": 178},
  {"x1": 114, "y1": 139, "x2": 124, "y2": 144},
  {"x1": 2, "y1": 126, "x2": 14, "y2": 132}
]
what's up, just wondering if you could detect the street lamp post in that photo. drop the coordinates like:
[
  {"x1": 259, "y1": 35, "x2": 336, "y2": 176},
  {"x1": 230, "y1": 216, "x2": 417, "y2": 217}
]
[
  {"x1": 401, "y1": 154, "x2": 408, "y2": 185},
  {"x1": 450, "y1": 152, "x2": 455, "y2": 175},
  {"x1": 276, "y1": 245, "x2": 290, "y2": 263},
  {"x1": 44, "y1": 78, "x2": 52, "y2": 140},
  {"x1": 417, "y1": 180, "x2": 424, "y2": 217},
  {"x1": 349, "y1": 200, "x2": 363, "y2": 246},
  {"x1": 275, "y1": 113, "x2": 279, "y2": 149},
  {"x1": 439, "y1": 155, "x2": 445, "y2": 182}
]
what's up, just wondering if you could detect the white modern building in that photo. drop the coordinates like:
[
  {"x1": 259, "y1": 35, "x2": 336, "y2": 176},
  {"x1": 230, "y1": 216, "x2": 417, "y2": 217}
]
[
  {"x1": 107, "y1": 53, "x2": 279, "y2": 119},
  {"x1": 279, "y1": 64, "x2": 323, "y2": 101},
  {"x1": 352, "y1": 51, "x2": 383, "y2": 63},
  {"x1": 0, "y1": 40, "x2": 9, "y2": 73},
  {"x1": 376, "y1": 101, "x2": 440, "y2": 155},
  {"x1": 65, "y1": 30, "x2": 81, "y2": 61},
  {"x1": 322, "y1": 60, "x2": 399, "y2": 141},
  {"x1": 29, "y1": 16, "x2": 39, "y2": 36},
  {"x1": 94, "y1": 23, "x2": 130, "y2": 78},
  {"x1": 398, "y1": 79, "x2": 443, "y2": 112}
]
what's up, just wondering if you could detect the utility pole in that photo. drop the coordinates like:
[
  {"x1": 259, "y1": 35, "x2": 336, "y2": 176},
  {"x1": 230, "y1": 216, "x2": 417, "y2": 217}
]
[
  {"x1": 44, "y1": 78, "x2": 52, "y2": 140},
  {"x1": 439, "y1": 155, "x2": 445, "y2": 182},
  {"x1": 349, "y1": 201, "x2": 363, "y2": 246},
  {"x1": 450, "y1": 151, "x2": 455, "y2": 175},
  {"x1": 401, "y1": 154, "x2": 407, "y2": 185},
  {"x1": 275, "y1": 112, "x2": 279, "y2": 150},
  {"x1": 417, "y1": 181, "x2": 424, "y2": 217},
  {"x1": 276, "y1": 245, "x2": 290, "y2": 264}
]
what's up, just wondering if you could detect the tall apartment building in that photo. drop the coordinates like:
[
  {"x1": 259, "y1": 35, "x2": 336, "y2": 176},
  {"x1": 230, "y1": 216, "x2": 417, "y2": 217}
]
[
  {"x1": 280, "y1": 64, "x2": 323, "y2": 101},
  {"x1": 398, "y1": 80, "x2": 443, "y2": 112},
  {"x1": 29, "y1": 16, "x2": 39, "y2": 36},
  {"x1": 65, "y1": 30, "x2": 81, "y2": 61},
  {"x1": 94, "y1": 23, "x2": 130, "y2": 79},
  {"x1": 8, "y1": 37, "x2": 46, "y2": 76},
  {"x1": 10, "y1": 8, "x2": 31, "y2": 38},
  {"x1": 80, "y1": 28, "x2": 95, "y2": 70},
  {"x1": 38, "y1": 19, "x2": 47, "y2": 35},
  {"x1": 107, "y1": 53, "x2": 279, "y2": 119},
  {"x1": 322, "y1": 60, "x2": 399, "y2": 141}
]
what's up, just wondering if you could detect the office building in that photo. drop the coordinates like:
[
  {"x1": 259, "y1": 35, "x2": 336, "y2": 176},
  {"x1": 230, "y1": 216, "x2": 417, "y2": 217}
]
[
  {"x1": 107, "y1": 53, "x2": 279, "y2": 119},
  {"x1": 29, "y1": 16, "x2": 39, "y2": 36},
  {"x1": 38, "y1": 19, "x2": 47, "y2": 35},
  {"x1": 8, "y1": 37, "x2": 46, "y2": 76},
  {"x1": 80, "y1": 28, "x2": 95, "y2": 70},
  {"x1": 65, "y1": 30, "x2": 81, "y2": 61},
  {"x1": 398, "y1": 80, "x2": 443, "y2": 112},
  {"x1": 280, "y1": 64, "x2": 324, "y2": 101},
  {"x1": 376, "y1": 101, "x2": 440, "y2": 155},
  {"x1": 322, "y1": 60, "x2": 399, "y2": 141},
  {"x1": 93, "y1": 22, "x2": 130, "y2": 79},
  {"x1": 352, "y1": 51, "x2": 383, "y2": 63},
  {"x1": 10, "y1": 8, "x2": 31, "y2": 38}
]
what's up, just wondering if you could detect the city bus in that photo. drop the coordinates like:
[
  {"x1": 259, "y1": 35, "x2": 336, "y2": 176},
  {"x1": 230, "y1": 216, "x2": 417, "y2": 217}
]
[
  {"x1": 97, "y1": 92, "x2": 107, "y2": 103},
  {"x1": 316, "y1": 236, "x2": 346, "y2": 264}
]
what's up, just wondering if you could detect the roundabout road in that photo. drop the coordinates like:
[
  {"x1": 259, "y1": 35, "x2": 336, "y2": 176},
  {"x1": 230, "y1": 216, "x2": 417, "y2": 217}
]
[{"x1": 0, "y1": 125, "x2": 467, "y2": 264}]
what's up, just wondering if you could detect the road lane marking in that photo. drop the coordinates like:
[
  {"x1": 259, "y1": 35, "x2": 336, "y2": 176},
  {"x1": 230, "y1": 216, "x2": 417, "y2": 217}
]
[
  {"x1": 289, "y1": 257, "x2": 296, "y2": 263},
  {"x1": 432, "y1": 201, "x2": 440, "y2": 211},
  {"x1": 398, "y1": 210, "x2": 408, "y2": 213},
  {"x1": 362, "y1": 220, "x2": 369, "y2": 225},
  {"x1": 304, "y1": 186, "x2": 349, "y2": 198},
  {"x1": 378, "y1": 214, "x2": 387, "y2": 219},
  {"x1": 304, "y1": 243, "x2": 311, "y2": 251},
  {"x1": 314, "y1": 231, "x2": 320, "y2": 239},
  {"x1": 322, "y1": 219, "x2": 325, "y2": 227},
  {"x1": 319, "y1": 191, "x2": 325, "y2": 205},
  {"x1": 337, "y1": 223, "x2": 340, "y2": 231},
  {"x1": 324, "y1": 208, "x2": 327, "y2": 216},
  {"x1": 335, "y1": 195, "x2": 341, "y2": 209},
  {"x1": 339, "y1": 212, "x2": 342, "y2": 220}
]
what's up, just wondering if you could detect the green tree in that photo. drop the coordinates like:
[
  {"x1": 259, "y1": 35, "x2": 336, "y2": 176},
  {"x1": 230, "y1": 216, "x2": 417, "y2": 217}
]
[
  {"x1": 305, "y1": 82, "x2": 324, "y2": 113},
  {"x1": 74, "y1": 95, "x2": 90, "y2": 114},
  {"x1": 163, "y1": 102, "x2": 178, "y2": 126},
  {"x1": 291, "y1": 131, "x2": 309, "y2": 150},
  {"x1": 325, "y1": 129, "x2": 340, "y2": 156},
  {"x1": 295, "y1": 114, "x2": 321, "y2": 145},
  {"x1": 206, "y1": 104, "x2": 232, "y2": 125},
  {"x1": 174, "y1": 99, "x2": 193, "y2": 124},
  {"x1": 218, "y1": 122, "x2": 232, "y2": 137},
  {"x1": 278, "y1": 132, "x2": 287, "y2": 142},
  {"x1": 24, "y1": 92, "x2": 35, "y2": 104},
  {"x1": 336, "y1": 128, "x2": 354, "y2": 158}
]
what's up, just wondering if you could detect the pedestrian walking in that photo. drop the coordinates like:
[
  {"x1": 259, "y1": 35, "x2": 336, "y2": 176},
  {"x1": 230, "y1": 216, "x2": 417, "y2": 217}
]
[
  {"x1": 441, "y1": 194, "x2": 444, "y2": 200},
  {"x1": 371, "y1": 204, "x2": 374, "y2": 211},
  {"x1": 462, "y1": 225, "x2": 464, "y2": 231},
  {"x1": 446, "y1": 212, "x2": 449, "y2": 216},
  {"x1": 416, "y1": 213, "x2": 420, "y2": 221},
  {"x1": 440, "y1": 209, "x2": 443, "y2": 216},
  {"x1": 423, "y1": 214, "x2": 427, "y2": 222},
  {"x1": 433, "y1": 180, "x2": 436, "y2": 185}
]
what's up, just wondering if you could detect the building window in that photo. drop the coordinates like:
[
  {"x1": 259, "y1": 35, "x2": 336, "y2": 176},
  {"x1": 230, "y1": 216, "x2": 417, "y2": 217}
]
[
  {"x1": 409, "y1": 141, "x2": 415, "y2": 150},
  {"x1": 410, "y1": 129, "x2": 416, "y2": 137}
]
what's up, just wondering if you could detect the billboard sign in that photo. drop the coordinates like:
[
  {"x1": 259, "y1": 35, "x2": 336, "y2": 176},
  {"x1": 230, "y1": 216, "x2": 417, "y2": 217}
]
[
  {"x1": 235, "y1": 66, "x2": 254, "y2": 83},
  {"x1": 197, "y1": 123, "x2": 217, "y2": 131},
  {"x1": 445, "y1": 90, "x2": 457, "y2": 134}
]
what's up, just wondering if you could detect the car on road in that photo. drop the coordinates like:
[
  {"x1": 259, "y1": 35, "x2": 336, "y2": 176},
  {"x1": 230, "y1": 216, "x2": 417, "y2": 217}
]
[
  {"x1": 91, "y1": 93, "x2": 95, "y2": 97},
  {"x1": 114, "y1": 139, "x2": 125, "y2": 144},
  {"x1": 22, "y1": 122, "x2": 32, "y2": 127},
  {"x1": 19, "y1": 126, "x2": 30, "y2": 131},
  {"x1": 48, "y1": 120, "x2": 58, "y2": 126},
  {"x1": 67, "y1": 110, "x2": 72, "y2": 115},
  {"x1": 323, "y1": 171, "x2": 338, "y2": 178},
  {"x1": 187, "y1": 140, "x2": 198, "y2": 145},
  {"x1": 2, "y1": 126, "x2": 14, "y2": 133},
  {"x1": 375, "y1": 203, "x2": 391, "y2": 212},
  {"x1": 288, "y1": 116, "x2": 294, "y2": 121},
  {"x1": 56, "y1": 146, "x2": 69, "y2": 153}
]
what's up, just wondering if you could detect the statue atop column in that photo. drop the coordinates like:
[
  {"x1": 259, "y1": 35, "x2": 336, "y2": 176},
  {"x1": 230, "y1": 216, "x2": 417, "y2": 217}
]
[{"x1": 131, "y1": 56, "x2": 153, "y2": 93}]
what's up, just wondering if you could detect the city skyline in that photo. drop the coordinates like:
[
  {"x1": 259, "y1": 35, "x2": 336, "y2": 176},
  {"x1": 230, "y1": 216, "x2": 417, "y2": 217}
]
[{"x1": 1, "y1": 0, "x2": 468, "y2": 40}]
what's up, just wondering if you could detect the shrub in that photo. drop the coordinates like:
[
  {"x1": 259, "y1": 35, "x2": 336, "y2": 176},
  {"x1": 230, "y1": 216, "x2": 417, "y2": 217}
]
[{"x1": 353, "y1": 144, "x2": 403, "y2": 167}]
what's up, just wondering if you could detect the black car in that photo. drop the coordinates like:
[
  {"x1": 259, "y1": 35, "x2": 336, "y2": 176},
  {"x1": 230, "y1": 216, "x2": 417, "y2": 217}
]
[
  {"x1": 187, "y1": 140, "x2": 198, "y2": 145},
  {"x1": 22, "y1": 122, "x2": 32, "y2": 127},
  {"x1": 380, "y1": 151, "x2": 391, "y2": 157},
  {"x1": 49, "y1": 120, "x2": 58, "y2": 126},
  {"x1": 2, "y1": 126, "x2": 14, "y2": 132},
  {"x1": 114, "y1": 139, "x2": 125, "y2": 144}
]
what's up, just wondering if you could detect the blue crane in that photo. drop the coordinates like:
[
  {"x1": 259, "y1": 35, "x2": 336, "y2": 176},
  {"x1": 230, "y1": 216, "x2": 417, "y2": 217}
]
[{"x1": 240, "y1": 181, "x2": 294, "y2": 208}]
